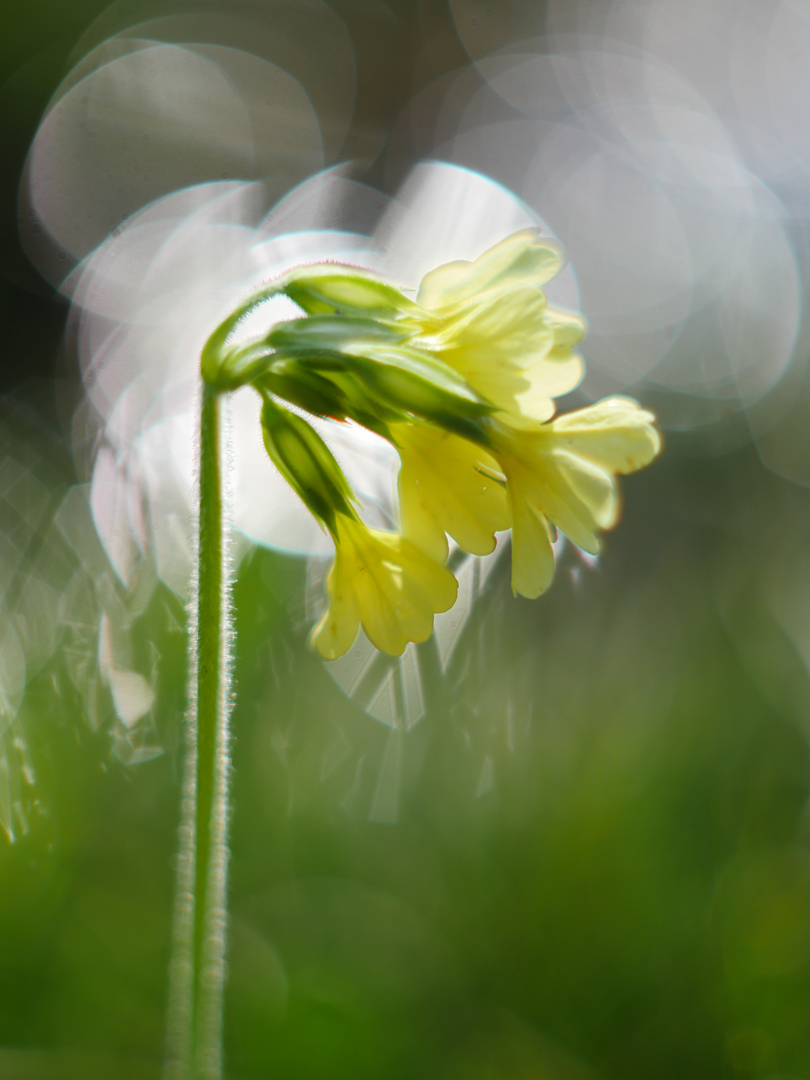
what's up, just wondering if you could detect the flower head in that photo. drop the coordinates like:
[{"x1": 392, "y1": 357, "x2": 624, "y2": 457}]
[
  {"x1": 310, "y1": 514, "x2": 458, "y2": 659},
  {"x1": 202, "y1": 227, "x2": 662, "y2": 651}
]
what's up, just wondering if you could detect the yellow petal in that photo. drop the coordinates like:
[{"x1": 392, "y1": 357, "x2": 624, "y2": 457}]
[
  {"x1": 549, "y1": 449, "x2": 618, "y2": 539},
  {"x1": 549, "y1": 397, "x2": 661, "y2": 474},
  {"x1": 493, "y1": 399, "x2": 646, "y2": 556},
  {"x1": 387, "y1": 533, "x2": 459, "y2": 614},
  {"x1": 310, "y1": 554, "x2": 361, "y2": 660},
  {"x1": 546, "y1": 305, "x2": 586, "y2": 350},
  {"x1": 427, "y1": 292, "x2": 558, "y2": 416},
  {"x1": 443, "y1": 358, "x2": 532, "y2": 415},
  {"x1": 504, "y1": 446, "x2": 612, "y2": 556},
  {"x1": 417, "y1": 230, "x2": 565, "y2": 310},
  {"x1": 315, "y1": 518, "x2": 458, "y2": 658},
  {"x1": 394, "y1": 423, "x2": 511, "y2": 559},
  {"x1": 524, "y1": 350, "x2": 584, "y2": 398},
  {"x1": 354, "y1": 533, "x2": 457, "y2": 655},
  {"x1": 397, "y1": 461, "x2": 450, "y2": 563},
  {"x1": 512, "y1": 351, "x2": 584, "y2": 422},
  {"x1": 509, "y1": 490, "x2": 556, "y2": 599},
  {"x1": 354, "y1": 567, "x2": 434, "y2": 655},
  {"x1": 433, "y1": 287, "x2": 549, "y2": 350}
]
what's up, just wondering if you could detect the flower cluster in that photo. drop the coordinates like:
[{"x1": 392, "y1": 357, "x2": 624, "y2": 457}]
[{"x1": 202, "y1": 230, "x2": 661, "y2": 659}]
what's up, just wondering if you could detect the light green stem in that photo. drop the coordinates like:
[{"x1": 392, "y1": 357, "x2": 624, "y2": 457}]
[{"x1": 165, "y1": 384, "x2": 232, "y2": 1080}]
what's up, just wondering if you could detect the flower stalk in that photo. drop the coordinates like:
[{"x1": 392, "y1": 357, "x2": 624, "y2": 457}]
[{"x1": 165, "y1": 384, "x2": 233, "y2": 1080}]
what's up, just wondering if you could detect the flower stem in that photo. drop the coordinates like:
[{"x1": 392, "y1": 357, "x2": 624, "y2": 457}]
[{"x1": 165, "y1": 384, "x2": 232, "y2": 1080}]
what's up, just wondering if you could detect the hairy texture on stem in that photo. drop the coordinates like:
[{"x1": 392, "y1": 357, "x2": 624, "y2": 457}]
[{"x1": 164, "y1": 385, "x2": 234, "y2": 1080}]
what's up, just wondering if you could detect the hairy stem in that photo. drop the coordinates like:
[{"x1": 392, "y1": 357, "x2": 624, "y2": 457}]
[{"x1": 165, "y1": 384, "x2": 233, "y2": 1080}]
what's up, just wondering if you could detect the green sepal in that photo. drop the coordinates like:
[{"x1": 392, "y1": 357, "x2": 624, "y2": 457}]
[
  {"x1": 270, "y1": 340, "x2": 492, "y2": 442},
  {"x1": 259, "y1": 394, "x2": 358, "y2": 534},
  {"x1": 281, "y1": 265, "x2": 418, "y2": 317},
  {"x1": 346, "y1": 348, "x2": 491, "y2": 435},
  {"x1": 260, "y1": 364, "x2": 352, "y2": 423},
  {"x1": 347, "y1": 344, "x2": 491, "y2": 414},
  {"x1": 260, "y1": 361, "x2": 400, "y2": 437},
  {"x1": 267, "y1": 318, "x2": 491, "y2": 411},
  {"x1": 267, "y1": 314, "x2": 408, "y2": 351}
]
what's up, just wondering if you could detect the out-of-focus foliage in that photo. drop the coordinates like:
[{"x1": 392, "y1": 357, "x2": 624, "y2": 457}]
[
  {"x1": 3, "y1": 0, "x2": 810, "y2": 1078},
  {"x1": 4, "y1": 427, "x2": 810, "y2": 1079}
]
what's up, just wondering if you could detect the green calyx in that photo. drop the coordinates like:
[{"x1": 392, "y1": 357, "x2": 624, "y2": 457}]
[
  {"x1": 258, "y1": 361, "x2": 401, "y2": 437},
  {"x1": 267, "y1": 316, "x2": 493, "y2": 433},
  {"x1": 259, "y1": 393, "x2": 358, "y2": 535},
  {"x1": 280, "y1": 264, "x2": 419, "y2": 317}
]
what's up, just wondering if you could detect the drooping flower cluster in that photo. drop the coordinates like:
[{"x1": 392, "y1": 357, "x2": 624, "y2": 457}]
[{"x1": 202, "y1": 230, "x2": 661, "y2": 659}]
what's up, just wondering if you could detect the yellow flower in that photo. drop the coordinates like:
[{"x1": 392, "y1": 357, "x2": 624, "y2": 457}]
[
  {"x1": 408, "y1": 230, "x2": 586, "y2": 423},
  {"x1": 488, "y1": 397, "x2": 662, "y2": 599},
  {"x1": 391, "y1": 421, "x2": 511, "y2": 563},
  {"x1": 310, "y1": 514, "x2": 458, "y2": 659}
]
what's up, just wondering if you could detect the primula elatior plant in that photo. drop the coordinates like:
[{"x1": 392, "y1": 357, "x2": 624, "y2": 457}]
[{"x1": 168, "y1": 229, "x2": 661, "y2": 1079}]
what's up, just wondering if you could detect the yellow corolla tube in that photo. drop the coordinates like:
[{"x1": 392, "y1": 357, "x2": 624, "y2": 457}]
[
  {"x1": 489, "y1": 397, "x2": 662, "y2": 599},
  {"x1": 310, "y1": 514, "x2": 459, "y2": 660}
]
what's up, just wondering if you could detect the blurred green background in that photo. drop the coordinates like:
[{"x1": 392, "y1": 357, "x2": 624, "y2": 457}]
[{"x1": 3, "y1": 2, "x2": 810, "y2": 1079}]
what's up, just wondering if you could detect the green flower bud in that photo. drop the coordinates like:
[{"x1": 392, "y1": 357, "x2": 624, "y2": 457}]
[{"x1": 259, "y1": 395, "x2": 357, "y2": 534}]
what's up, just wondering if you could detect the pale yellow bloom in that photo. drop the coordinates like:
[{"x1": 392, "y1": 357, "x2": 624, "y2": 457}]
[
  {"x1": 391, "y1": 421, "x2": 511, "y2": 563},
  {"x1": 489, "y1": 397, "x2": 662, "y2": 599},
  {"x1": 408, "y1": 230, "x2": 585, "y2": 423},
  {"x1": 310, "y1": 514, "x2": 458, "y2": 659},
  {"x1": 208, "y1": 233, "x2": 661, "y2": 660}
]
